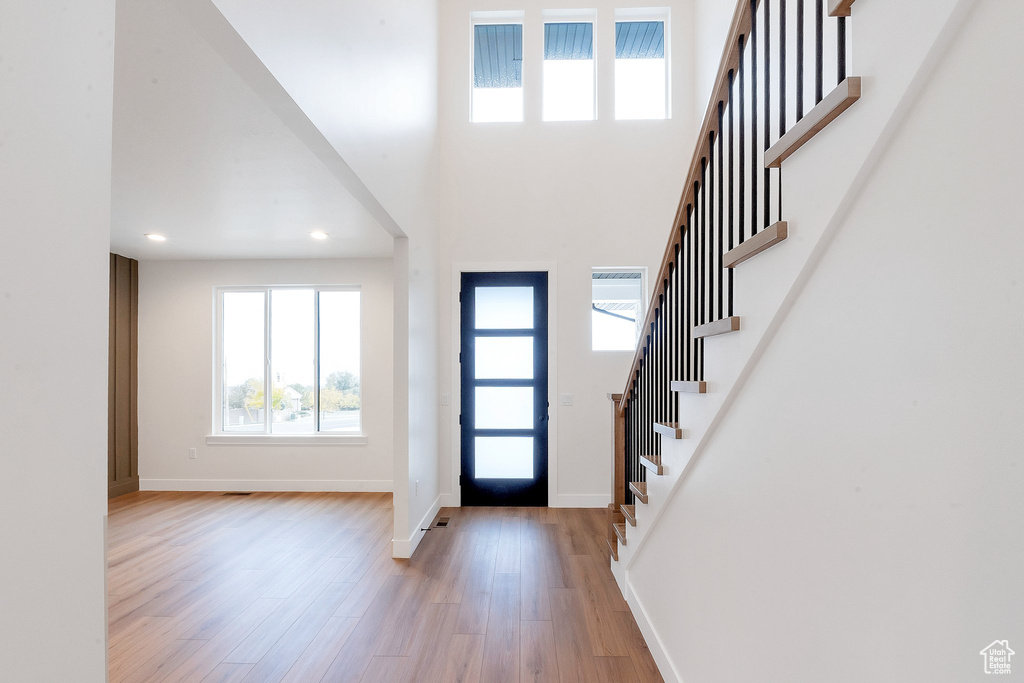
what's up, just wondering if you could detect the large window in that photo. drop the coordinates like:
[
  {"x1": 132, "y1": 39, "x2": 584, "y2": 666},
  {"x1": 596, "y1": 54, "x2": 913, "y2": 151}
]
[
  {"x1": 543, "y1": 20, "x2": 595, "y2": 121},
  {"x1": 472, "y1": 21, "x2": 524, "y2": 122},
  {"x1": 614, "y1": 18, "x2": 668, "y2": 120},
  {"x1": 217, "y1": 286, "x2": 361, "y2": 435},
  {"x1": 592, "y1": 269, "x2": 646, "y2": 351}
]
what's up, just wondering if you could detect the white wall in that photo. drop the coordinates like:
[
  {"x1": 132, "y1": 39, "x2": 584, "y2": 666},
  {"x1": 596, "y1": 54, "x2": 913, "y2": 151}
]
[
  {"x1": 627, "y1": 1, "x2": 1024, "y2": 681},
  {"x1": 206, "y1": 0, "x2": 442, "y2": 555},
  {"x1": 692, "y1": 0, "x2": 736, "y2": 128},
  {"x1": 438, "y1": 0, "x2": 701, "y2": 508},
  {"x1": 137, "y1": 259, "x2": 394, "y2": 490},
  {"x1": 0, "y1": 1, "x2": 114, "y2": 680}
]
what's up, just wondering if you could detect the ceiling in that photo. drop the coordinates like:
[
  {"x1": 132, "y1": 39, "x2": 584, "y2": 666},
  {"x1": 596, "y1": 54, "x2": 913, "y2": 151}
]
[{"x1": 109, "y1": 0, "x2": 393, "y2": 260}]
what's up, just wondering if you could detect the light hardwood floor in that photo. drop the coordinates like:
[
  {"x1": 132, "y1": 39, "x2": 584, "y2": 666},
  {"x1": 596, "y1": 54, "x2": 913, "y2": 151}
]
[{"x1": 108, "y1": 492, "x2": 661, "y2": 682}]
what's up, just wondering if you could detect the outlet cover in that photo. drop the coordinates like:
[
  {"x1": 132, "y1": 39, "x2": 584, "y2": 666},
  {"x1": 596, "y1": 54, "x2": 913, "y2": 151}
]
[{"x1": 560, "y1": 394, "x2": 573, "y2": 406}]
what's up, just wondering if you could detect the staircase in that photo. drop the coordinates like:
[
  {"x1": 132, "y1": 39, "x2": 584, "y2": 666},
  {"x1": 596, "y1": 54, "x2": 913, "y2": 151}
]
[{"x1": 605, "y1": 0, "x2": 862, "y2": 578}]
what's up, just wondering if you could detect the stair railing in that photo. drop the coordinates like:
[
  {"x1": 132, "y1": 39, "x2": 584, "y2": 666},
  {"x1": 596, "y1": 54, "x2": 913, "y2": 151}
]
[{"x1": 609, "y1": 0, "x2": 859, "y2": 549}]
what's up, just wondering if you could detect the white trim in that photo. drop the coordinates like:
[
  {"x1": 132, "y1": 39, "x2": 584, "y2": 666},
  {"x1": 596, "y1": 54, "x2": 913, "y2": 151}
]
[
  {"x1": 625, "y1": 580, "x2": 681, "y2": 683},
  {"x1": 449, "y1": 261, "x2": 559, "y2": 508},
  {"x1": 551, "y1": 493, "x2": 610, "y2": 508},
  {"x1": 392, "y1": 494, "x2": 441, "y2": 558},
  {"x1": 205, "y1": 434, "x2": 367, "y2": 446},
  {"x1": 140, "y1": 478, "x2": 392, "y2": 492}
]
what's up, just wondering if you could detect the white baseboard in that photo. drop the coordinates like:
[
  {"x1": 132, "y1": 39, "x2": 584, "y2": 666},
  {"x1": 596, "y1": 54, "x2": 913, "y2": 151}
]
[
  {"x1": 550, "y1": 493, "x2": 610, "y2": 508},
  {"x1": 391, "y1": 495, "x2": 441, "y2": 559},
  {"x1": 625, "y1": 579, "x2": 681, "y2": 683},
  {"x1": 437, "y1": 492, "x2": 459, "y2": 508},
  {"x1": 140, "y1": 478, "x2": 392, "y2": 493}
]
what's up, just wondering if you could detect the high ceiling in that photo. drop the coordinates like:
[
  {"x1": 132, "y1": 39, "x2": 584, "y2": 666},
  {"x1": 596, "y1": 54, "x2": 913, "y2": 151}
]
[{"x1": 109, "y1": 0, "x2": 394, "y2": 260}]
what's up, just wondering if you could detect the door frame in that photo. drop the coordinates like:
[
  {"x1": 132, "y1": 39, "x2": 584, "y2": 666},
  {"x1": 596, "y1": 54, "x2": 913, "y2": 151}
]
[{"x1": 449, "y1": 262, "x2": 558, "y2": 507}]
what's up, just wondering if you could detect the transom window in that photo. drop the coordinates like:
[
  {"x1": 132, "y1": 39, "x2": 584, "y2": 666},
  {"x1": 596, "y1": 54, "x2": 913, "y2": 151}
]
[
  {"x1": 615, "y1": 19, "x2": 669, "y2": 120},
  {"x1": 543, "y1": 20, "x2": 596, "y2": 121},
  {"x1": 472, "y1": 19, "x2": 524, "y2": 122},
  {"x1": 216, "y1": 286, "x2": 361, "y2": 435}
]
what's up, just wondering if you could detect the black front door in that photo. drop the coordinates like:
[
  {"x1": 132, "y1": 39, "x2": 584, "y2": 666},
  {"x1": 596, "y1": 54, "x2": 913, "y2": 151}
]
[{"x1": 460, "y1": 272, "x2": 548, "y2": 506}]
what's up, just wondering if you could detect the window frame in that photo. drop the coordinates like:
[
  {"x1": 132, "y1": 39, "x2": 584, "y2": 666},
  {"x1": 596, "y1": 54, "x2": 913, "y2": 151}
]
[
  {"x1": 209, "y1": 284, "x2": 366, "y2": 446},
  {"x1": 541, "y1": 11, "x2": 598, "y2": 122},
  {"x1": 470, "y1": 11, "x2": 526, "y2": 123},
  {"x1": 613, "y1": 8, "x2": 672, "y2": 121},
  {"x1": 591, "y1": 267, "x2": 648, "y2": 352}
]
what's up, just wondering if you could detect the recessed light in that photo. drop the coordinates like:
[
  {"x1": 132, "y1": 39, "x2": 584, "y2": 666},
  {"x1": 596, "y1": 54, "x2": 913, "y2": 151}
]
[
  {"x1": 146, "y1": 234, "x2": 167, "y2": 242},
  {"x1": 310, "y1": 231, "x2": 329, "y2": 240}
]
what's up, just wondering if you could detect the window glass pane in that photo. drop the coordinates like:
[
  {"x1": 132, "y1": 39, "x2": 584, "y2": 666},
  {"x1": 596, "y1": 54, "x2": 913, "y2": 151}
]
[
  {"x1": 614, "y1": 21, "x2": 668, "y2": 120},
  {"x1": 592, "y1": 271, "x2": 644, "y2": 351},
  {"x1": 319, "y1": 290, "x2": 361, "y2": 432},
  {"x1": 543, "y1": 22, "x2": 595, "y2": 121},
  {"x1": 476, "y1": 337, "x2": 533, "y2": 379},
  {"x1": 475, "y1": 286, "x2": 533, "y2": 329},
  {"x1": 475, "y1": 387, "x2": 534, "y2": 429},
  {"x1": 222, "y1": 291, "x2": 265, "y2": 432},
  {"x1": 270, "y1": 289, "x2": 315, "y2": 433},
  {"x1": 475, "y1": 437, "x2": 534, "y2": 478},
  {"x1": 473, "y1": 24, "x2": 524, "y2": 122}
]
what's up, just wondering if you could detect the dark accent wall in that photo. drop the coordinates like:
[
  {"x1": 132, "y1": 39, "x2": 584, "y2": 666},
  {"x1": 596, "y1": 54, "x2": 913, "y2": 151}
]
[{"x1": 108, "y1": 254, "x2": 139, "y2": 498}]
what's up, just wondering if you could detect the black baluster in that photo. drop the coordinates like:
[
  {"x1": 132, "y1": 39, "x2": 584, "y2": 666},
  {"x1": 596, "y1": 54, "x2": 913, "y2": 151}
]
[
  {"x1": 837, "y1": 16, "x2": 846, "y2": 82},
  {"x1": 815, "y1": 0, "x2": 823, "y2": 103},
  {"x1": 796, "y1": 0, "x2": 804, "y2": 121},
  {"x1": 718, "y1": 103, "x2": 724, "y2": 321},
  {"x1": 728, "y1": 70, "x2": 735, "y2": 317},
  {"x1": 751, "y1": 0, "x2": 759, "y2": 238}
]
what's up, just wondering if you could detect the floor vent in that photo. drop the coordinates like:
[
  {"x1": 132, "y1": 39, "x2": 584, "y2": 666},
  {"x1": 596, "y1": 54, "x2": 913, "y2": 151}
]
[
  {"x1": 435, "y1": 517, "x2": 451, "y2": 528},
  {"x1": 222, "y1": 492, "x2": 253, "y2": 496}
]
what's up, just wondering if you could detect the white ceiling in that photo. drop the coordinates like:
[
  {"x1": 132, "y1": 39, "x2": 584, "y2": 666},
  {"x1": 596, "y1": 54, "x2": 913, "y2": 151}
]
[{"x1": 109, "y1": 0, "x2": 394, "y2": 260}]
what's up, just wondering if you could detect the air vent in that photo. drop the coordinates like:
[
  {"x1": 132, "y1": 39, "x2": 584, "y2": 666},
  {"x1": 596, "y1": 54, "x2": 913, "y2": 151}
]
[
  {"x1": 222, "y1": 492, "x2": 253, "y2": 496},
  {"x1": 435, "y1": 517, "x2": 451, "y2": 528}
]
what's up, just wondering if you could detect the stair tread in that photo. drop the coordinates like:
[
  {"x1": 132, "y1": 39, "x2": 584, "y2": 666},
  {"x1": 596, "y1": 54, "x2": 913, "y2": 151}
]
[
  {"x1": 723, "y1": 221, "x2": 788, "y2": 268},
  {"x1": 639, "y1": 454, "x2": 664, "y2": 475},
  {"x1": 629, "y1": 481, "x2": 649, "y2": 504},
  {"x1": 606, "y1": 536, "x2": 618, "y2": 561},
  {"x1": 653, "y1": 422, "x2": 685, "y2": 439},
  {"x1": 621, "y1": 504, "x2": 636, "y2": 526},
  {"x1": 671, "y1": 380, "x2": 707, "y2": 394},
  {"x1": 613, "y1": 523, "x2": 627, "y2": 545},
  {"x1": 693, "y1": 316, "x2": 741, "y2": 339}
]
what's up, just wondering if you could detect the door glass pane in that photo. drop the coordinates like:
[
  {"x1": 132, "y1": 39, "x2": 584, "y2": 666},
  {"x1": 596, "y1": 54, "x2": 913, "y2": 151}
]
[
  {"x1": 222, "y1": 291, "x2": 265, "y2": 432},
  {"x1": 270, "y1": 289, "x2": 315, "y2": 433},
  {"x1": 475, "y1": 286, "x2": 533, "y2": 329},
  {"x1": 475, "y1": 437, "x2": 534, "y2": 478},
  {"x1": 475, "y1": 387, "x2": 533, "y2": 429},
  {"x1": 319, "y1": 290, "x2": 361, "y2": 432},
  {"x1": 475, "y1": 337, "x2": 533, "y2": 379}
]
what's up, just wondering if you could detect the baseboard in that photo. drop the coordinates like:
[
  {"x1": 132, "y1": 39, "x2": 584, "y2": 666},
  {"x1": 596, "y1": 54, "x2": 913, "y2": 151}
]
[
  {"x1": 392, "y1": 495, "x2": 441, "y2": 559},
  {"x1": 108, "y1": 478, "x2": 140, "y2": 499},
  {"x1": 625, "y1": 578, "x2": 682, "y2": 683},
  {"x1": 139, "y1": 478, "x2": 393, "y2": 493},
  {"x1": 437, "y1": 492, "x2": 459, "y2": 508},
  {"x1": 550, "y1": 493, "x2": 610, "y2": 508}
]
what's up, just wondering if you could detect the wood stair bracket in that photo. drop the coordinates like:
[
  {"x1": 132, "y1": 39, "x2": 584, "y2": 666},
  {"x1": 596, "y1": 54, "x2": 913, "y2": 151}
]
[
  {"x1": 723, "y1": 221, "x2": 788, "y2": 268},
  {"x1": 640, "y1": 454, "x2": 664, "y2": 476},
  {"x1": 653, "y1": 422, "x2": 685, "y2": 440},
  {"x1": 621, "y1": 504, "x2": 636, "y2": 526},
  {"x1": 630, "y1": 481, "x2": 648, "y2": 504},
  {"x1": 670, "y1": 380, "x2": 707, "y2": 394},
  {"x1": 613, "y1": 523, "x2": 627, "y2": 546},
  {"x1": 693, "y1": 317, "x2": 741, "y2": 339},
  {"x1": 765, "y1": 77, "x2": 862, "y2": 168}
]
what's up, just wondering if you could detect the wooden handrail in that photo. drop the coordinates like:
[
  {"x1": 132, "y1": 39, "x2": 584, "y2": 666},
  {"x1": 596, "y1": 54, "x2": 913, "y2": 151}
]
[{"x1": 618, "y1": 0, "x2": 760, "y2": 412}]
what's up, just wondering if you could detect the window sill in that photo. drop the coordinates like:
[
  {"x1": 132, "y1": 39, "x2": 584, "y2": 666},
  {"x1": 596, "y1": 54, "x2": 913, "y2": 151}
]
[{"x1": 205, "y1": 434, "x2": 368, "y2": 447}]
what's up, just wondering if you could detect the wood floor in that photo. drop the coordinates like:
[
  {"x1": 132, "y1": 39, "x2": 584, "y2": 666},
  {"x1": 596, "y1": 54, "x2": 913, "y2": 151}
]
[{"x1": 108, "y1": 492, "x2": 661, "y2": 682}]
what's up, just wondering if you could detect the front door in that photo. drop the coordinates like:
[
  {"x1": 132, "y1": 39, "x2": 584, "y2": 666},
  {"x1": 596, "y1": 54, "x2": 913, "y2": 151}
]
[{"x1": 460, "y1": 271, "x2": 548, "y2": 506}]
